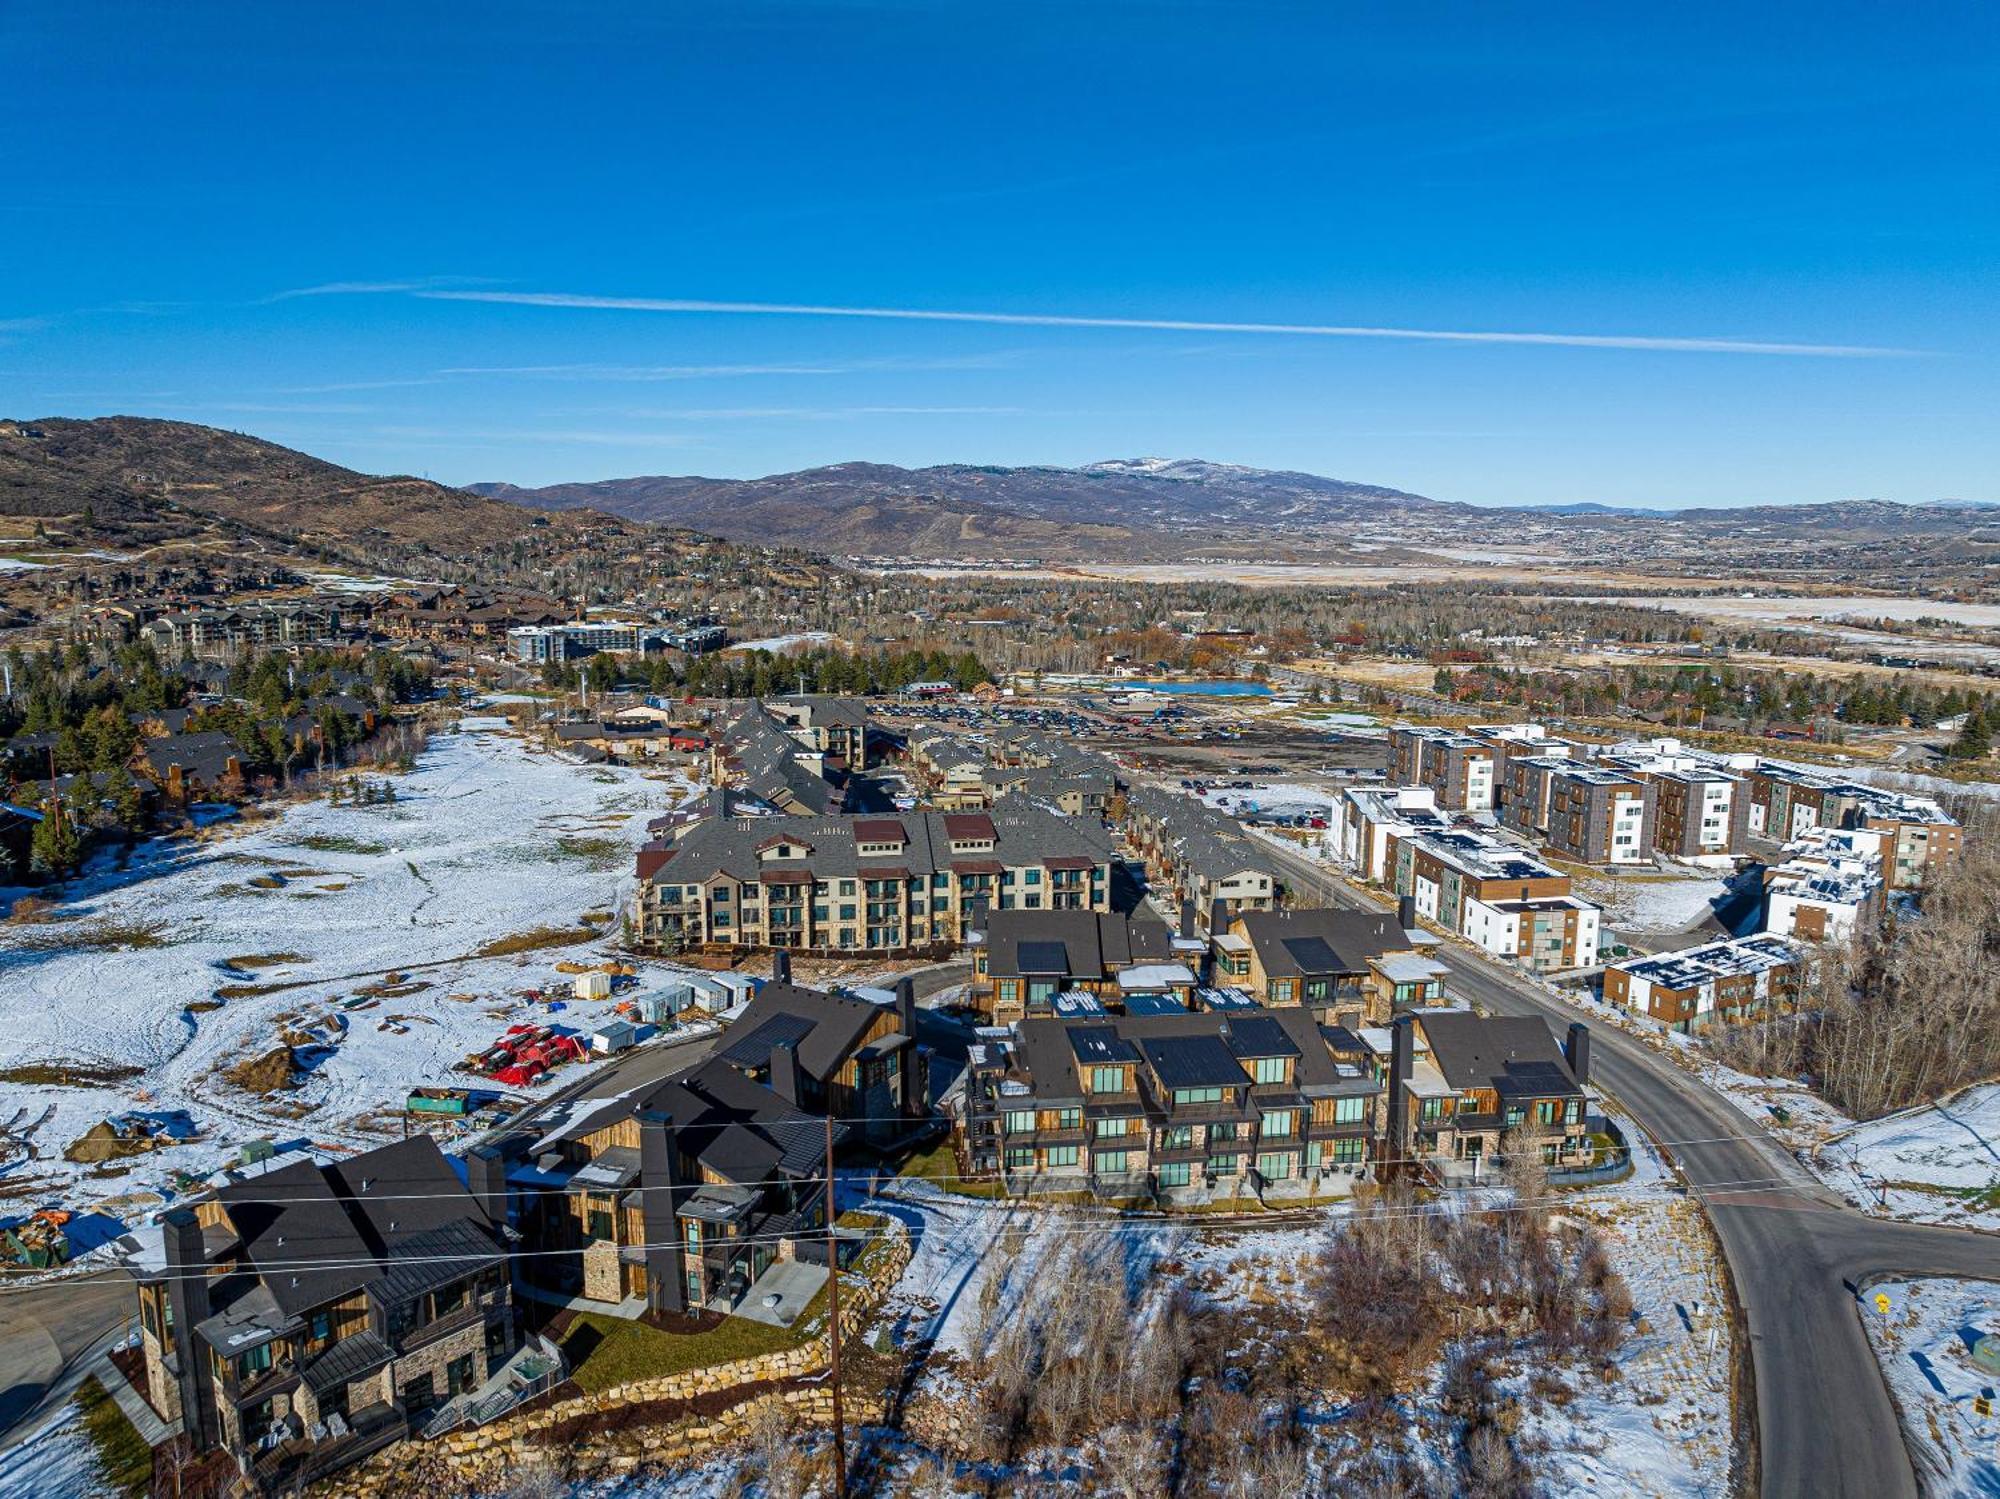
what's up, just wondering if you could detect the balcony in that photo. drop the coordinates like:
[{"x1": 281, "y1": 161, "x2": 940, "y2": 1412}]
[{"x1": 249, "y1": 1400, "x2": 407, "y2": 1494}]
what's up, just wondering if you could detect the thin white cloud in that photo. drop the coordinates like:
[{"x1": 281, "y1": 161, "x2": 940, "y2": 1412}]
[
  {"x1": 432, "y1": 353, "x2": 1018, "y2": 380},
  {"x1": 415, "y1": 289, "x2": 1916, "y2": 357},
  {"x1": 621, "y1": 405, "x2": 1022, "y2": 421},
  {"x1": 265, "y1": 276, "x2": 498, "y2": 303}
]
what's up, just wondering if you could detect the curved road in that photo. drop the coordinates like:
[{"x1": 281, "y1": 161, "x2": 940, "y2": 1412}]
[{"x1": 1259, "y1": 837, "x2": 1998, "y2": 1499}]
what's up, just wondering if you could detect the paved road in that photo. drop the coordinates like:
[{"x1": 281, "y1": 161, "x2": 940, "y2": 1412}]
[
  {"x1": 1258, "y1": 836, "x2": 1998, "y2": 1499},
  {"x1": 0, "y1": 1270, "x2": 135, "y2": 1450}
]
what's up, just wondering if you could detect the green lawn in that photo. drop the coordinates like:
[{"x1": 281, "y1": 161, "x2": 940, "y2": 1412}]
[
  {"x1": 76, "y1": 1377, "x2": 151, "y2": 1498},
  {"x1": 899, "y1": 1139, "x2": 1006, "y2": 1199},
  {"x1": 560, "y1": 1212, "x2": 900, "y2": 1393}
]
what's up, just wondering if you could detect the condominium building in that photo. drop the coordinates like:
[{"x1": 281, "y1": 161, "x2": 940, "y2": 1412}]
[
  {"x1": 1384, "y1": 1011, "x2": 1592, "y2": 1174},
  {"x1": 1388, "y1": 727, "x2": 1497, "y2": 812},
  {"x1": 631, "y1": 798, "x2": 1116, "y2": 956},
  {"x1": 1602, "y1": 933, "x2": 1802, "y2": 1032},
  {"x1": 1122, "y1": 784, "x2": 1279, "y2": 928},
  {"x1": 1763, "y1": 827, "x2": 1886, "y2": 942},
  {"x1": 1388, "y1": 830, "x2": 1600, "y2": 970},
  {"x1": 1544, "y1": 765, "x2": 1655, "y2": 866},
  {"x1": 1330, "y1": 784, "x2": 1454, "y2": 882}
]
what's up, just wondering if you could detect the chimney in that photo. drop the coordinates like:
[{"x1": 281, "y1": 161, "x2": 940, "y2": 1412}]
[
  {"x1": 1397, "y1": 894, "x2": 1417, "y2": 930},
  {"x1": 1208, "y1": 896, "x2": 1228, "y2": 935},
  {"x1": 1388, "y1": 1015, "x2": 1415, "y2": 1157},
  {"x1": 466, "y1": 1143, "x2": 510, "y2": 1231},
  {"x1": 163, "y1": 1209, "x2": 220, "y2": 1447},
  {"x1": 769, "y1": 1039, "x2": 802, "y2": 1106},
  {"x1": 1565, "y1": 1022, "x2": 1591, "y2": 1088},
  {"x1": 638, "y1": 1111, "x2": 686, "y2": 1316},
  {"x1": 895, "y1": 977, "x2": 921, "y2": 1115},
  {"x1": 1179, "y1": 897, "x2": 1198, "y2": 941},
  {"x1": 771, "y1": 948, "x2": 791, "y2": 986}
]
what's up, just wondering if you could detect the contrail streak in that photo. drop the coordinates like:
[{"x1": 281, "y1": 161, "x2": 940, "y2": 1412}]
[{"x1": 413, "y1": 289, "x2": 1914, "y2": 357}]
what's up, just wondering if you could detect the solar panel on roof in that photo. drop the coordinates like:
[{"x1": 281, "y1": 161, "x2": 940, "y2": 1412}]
[
  {"x1": 718, "y1": 1012, "x2": 816, "y2": 1066},
  {"x1": 1280, "y1": 936, "x2": 1342, "y2": 973},
  {"x1": 1017, "y1": 939, "x2": 1072, "y2": 975}
]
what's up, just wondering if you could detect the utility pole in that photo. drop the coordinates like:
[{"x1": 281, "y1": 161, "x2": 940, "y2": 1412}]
[{"x1": 825, "y1": 1113, "x2": 846, "y2": 1499}]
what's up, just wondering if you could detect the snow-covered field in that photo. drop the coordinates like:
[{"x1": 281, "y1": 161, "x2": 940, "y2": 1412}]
[
  {"x1": 0, "y1": 716, "x2": 700, "y2": 1230},
  {"x1": 1572, "y1": 867, "x2": 1731, "y2": 937},
  {"x1": 726, "y1": 630, "x2": 835, "y2": 653},
  {"x1": 1815, "y1": 1086, "x2": 2000, "y2": 1231},
  {"x1": 0, "y1": 1400, "x2": 102, "y2": 1499},
  {"x1": 1198, "y1": 779, "x2": 1337, "y2": 823},
  {"x1": 1862, "y1": 1278, "x2": 2000, "y2": 1497}
]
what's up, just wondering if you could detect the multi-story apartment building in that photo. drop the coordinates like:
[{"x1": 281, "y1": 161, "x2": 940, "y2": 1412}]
[
  {"x1": 631, "y1": 798, "x2": 1115, "y2": 956},
  {"x1": 1762, "y1": 827, "x2": 1886, "y2": 942},
  {"x1": 1544, "y1": 765, "x2": 1655, "y2": 866},
  {"x1": 1121, "y1": 784, "x2": 1278, "y2": 929},
  {"x1": 1602, "y1": 933, "x2": 1801, "y2": 1032},
  {"x1": 972, "y1": 908, "x2": 1193, "y2": 1021},
  {"x1": 1388, "y1": 830, "x2": 1601, "y2": 969},
  {"x1": 1388, "y1": 727, "x2": 1497, "y2": 812},
  {"x1": 1222, "y1": 907, "x2": 1442, "y2": 1027},
  {"x1": 1646, "y1": 767, "x2": 1751, "y2": 860},
  {"x1": 142, "y1": 601, "x2": 348, "y2": 661},
  {"x1": 133, "y1": 1138, "x2": 516, "y2": 1493},
  {"x1": 1330, "y1": 785, "x2": 1454, "y2": 882},
  {"x1": 1744, "y1": 766, "x2": 1961, "y2": 889},
  {"x1": 1497, "y1": 754, "x2": 1574, "y2": 841},
  {"x1": 958, "y1": 1009, "x2": 1383, "y2": 1196},
  {"x1": 1385, "y1": 1011, "x2": 1591, "y2": 1174}
]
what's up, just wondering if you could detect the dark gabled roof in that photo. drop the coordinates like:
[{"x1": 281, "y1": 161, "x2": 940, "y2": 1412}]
[
  {"x1": 1239, "y1": 908, "x2": 1409, "y2": 976},
  {"x1": 1140, "y1": 1034, "x2": 1248, "y2": 1090},
  {"x1": 715, "y1": 982, "x2": 886, "y2": 1083},
  {"x1": 943, "y1": 812, "x2": 997, "y2": 842},
  {"x1": 217, "y1": 1160, "x2": 378, "y2": 1318},
  {"x1": 372, "y1": 1218, "x2": 506, "y2": 1305},
  {"x1": 981, "y1": 909, "x2": 1175, "y2": 980},
  {"x1": 324, "y1": 1135, "x2": 486, "y2": 1255},
  {"x1": 850, "y1": 817, "x2": 908, "y2": 844},
  {"x1": 301, "y1": 1328, "x2": 393, "y2": 1395},
  {"x1": 1419, "y1": 1012, "x2": 1582, "y2": 1099},
  {"x1": 1223, "y1": 1015, "x2": 1300, "y2": 1061},
  {"x1": 628, "y1": 1055, "x2": 838, "y2": 1182}
]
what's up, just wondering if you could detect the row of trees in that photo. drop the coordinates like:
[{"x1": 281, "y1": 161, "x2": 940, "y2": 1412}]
[
  {"x1": 540, "y1": 645, "x2": 993, "y2": 700},
  {"x1": 1713, "y1": 805, "x2": 2000, "y2": 1118}
]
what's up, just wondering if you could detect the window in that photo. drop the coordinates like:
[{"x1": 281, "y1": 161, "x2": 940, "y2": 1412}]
[
  {"x1": 1172, "y1": 1085, "x2": 1225, "y2": 1105},
  {"x1": 307, "y1": 1311, "x2": 332, "y2": 1347},
  {"x1": 1024, "y1": 868, "x2": 1041, "y2": 885},
  {"x1": 1004, "y1": 1109, "x2": 1035, "y2": 1134},
  {"x1": 1046, "y1": 1145, "x2": 1080, "y2": 1168},
  {"x1": 1095, "y1": 1150, "x2": 1130, "y2": 1174},
  {"x1": 1333, "y1": 1095, "x2": 1368, "y2": 1125},
  {"x1": 1090, "y1": 1065, "x2": 1125, "y2": 1094},
  {"x1": 1536, "y1": 1099, "x2": 1561, "y2": 1126},
  {"x1": 587, "y1": 1207, "x2": 614, "y2": 1242},
  {"x1": 1256, "y1": 1151, "x2": 1295, "y2": 1181},
  {"x1": 1565, "y1": 1098, "x2": 1582, "y2": 1125},
  {"x1": 1332, "y1": 1137, "x2": 1366, "y2": 1165},
  {"x1": 1259, "y1": 1110, "x2": 1295, "y2": 1139},
  {"x1": 1208, "y1": 1153, "x2": 1239, "y2": 1177},
  {"x1": 447, "y1": 1354, "x2": 476, "y2": 1397},
  {"x1": 1005, "y1": 1147, "x2": 1035, "y2": 1169},
  {"x1": 1157, "y1": 1161, "x2": 1192, "y2": 1188},
  {"x1": 236, "y1": 1342, "x2": 274, "y2": 1381},
  {"x1": 1056, "y1": 1107, "x2": 1082, "y2": 1130},
  {"x1": 1160, "y1": 1126, "x2": 1194, "y2": 1150},
  {"x1": 1096, "y1": 1116, "x2": 1131, "y2": 1139},
  {"x1": 1251, "y1": 1056, "x2": 1287, "y2": 1085}
]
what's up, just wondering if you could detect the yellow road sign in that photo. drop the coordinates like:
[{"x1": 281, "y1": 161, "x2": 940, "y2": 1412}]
[{"x1": 1874, "y1": 1292, "x2": 1892, "y2": 1316}]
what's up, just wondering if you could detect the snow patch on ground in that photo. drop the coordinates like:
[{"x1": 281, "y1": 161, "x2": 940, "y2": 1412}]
[
  {"x1": 1818, "y1": 1085, "x2": 2000, "y2": 1231},
  {"x1": 1862, "y1": 1277, "x2": 2000, "y2": 1497},
  {"x1": 0, "y1": 717, "x2": 703, "y2": 1227},
  {"x1": 0, "y1": 1400, "x2": 106, "y2": 1499}
]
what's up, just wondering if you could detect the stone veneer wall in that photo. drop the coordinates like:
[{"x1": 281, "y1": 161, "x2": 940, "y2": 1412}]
[{"x1": 327, "y1": 1224, "x2": 911, "y2": 1498}]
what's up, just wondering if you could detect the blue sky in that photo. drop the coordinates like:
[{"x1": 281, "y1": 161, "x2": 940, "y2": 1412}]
[{"x1": 4, "y1": 2, "x2": 1996, "y2": 505}]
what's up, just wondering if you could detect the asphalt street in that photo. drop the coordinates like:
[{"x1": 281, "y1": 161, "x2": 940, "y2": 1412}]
[{"x1": 1257, "y1": 835, "x2": 1999, "y2": 1499}]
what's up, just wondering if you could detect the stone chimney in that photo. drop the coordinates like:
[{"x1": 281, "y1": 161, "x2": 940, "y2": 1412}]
[
  {"x1": 1397, "y1": 894, "x2": 1417, "y2": 930},
  {"x1": 895, "y1": 977, "x2": 921, "y2": 1115},
  {"x1": 465, "y1": 1143, "x2": 510, "y2": 1231},
  {"x1": 771, "y1": 948, "x2": 791, "y2": 986},
  {"x1": 163, "y1": 1208, "x2": 220, "y2": 1447},
  {"x1": 1565, "y1": 1022, "x2": 1591, "y2": 1088},
  {"x1": 1179, "y1": 898, "x2": 1198, "y2": 940},
  {"x1": 638, "y1": 1111, "x2": 686, "y2": 1316},
  {"x1": 1388, "y1": 1015, "x2": 1415, "y2": 1158}
]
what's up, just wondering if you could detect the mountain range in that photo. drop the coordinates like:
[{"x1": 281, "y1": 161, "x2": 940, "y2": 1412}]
[{"x1": 474, "y1": 456, "x2": 1997, "y2": 561}]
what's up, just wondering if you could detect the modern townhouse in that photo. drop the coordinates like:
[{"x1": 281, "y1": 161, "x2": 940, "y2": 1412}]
[
  {"x1": 1384, "y1": 1010, "x2": 1592, "y2": 1177},
  {"x1": 971, "y1": 907, "x2": 1196, "y2": 1022},
  {"x1": 631, "y1": 798, "x2": 1116, "y2": 956},
  {"x1": 1544, "y1": 764, "x2": 1656, "y2": 866},
  {"x1": 1388, "y1": 829, "x2": 1601, "y2": 970},
  {"x1": 958, "y1": 1008, "x2": 1384, "y2": 1197},
  {"x1": 1761, "y1": 827, "x2": 1886, "y2": 942},
  {"x1": 1644, "y1": 766, "x2": 1751, "y2": 860},
  {"x1": 1121, "y1": 783, "x2": 1279, "y2": 929},
  {"x1": 1220, "y1": 907, "x2": 1444, "y2": 1027},
  {"x1": 1601, "y1": 933, "x2": 1802, "y2": 1032},
  {"x1": 979, "y1": 761, "x2": 1118, "y2": 819},
  {"x1": 1388, "y1": 726, "x2": 1498, "y2": 812},
  {"x1": 133, "y1": 1137, "x2": 516, "y2": 1493},
  {"x1": 1497, "y1": 754, "x2": 1574, "y2": 842},
  {"x1": 1330, "y1": 784, "x2": 1454, "y2": 882}
]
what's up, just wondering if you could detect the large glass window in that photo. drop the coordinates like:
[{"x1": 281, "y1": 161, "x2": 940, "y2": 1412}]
[
  {"x1": 1259, "y1": 1110, "x2": 1295, "y2": 1139},
  {"x1": 1172, "y1": 1085, "x2": 1225, "y2": 1105},
  {"x1": 1090, "y1": 1065, "x2": 1125, "y2": 1094},
  {"x1": 1333, "y1": 1095, "x2": 1368, "y2": 1124},
  {"x1": 1251, "y1": 1057, "x2": 1287, "y2": 1085},
  {"x1": 1256, "y1": 1151, "x2": 1295, "y2": 1180},
  {"x1": 1003, "y1": 1109, "x2": 1035, "y2": 1134},
  {"x1": 1157, "y1": 1161, "x2": 1192, "y2": 1188},
  {"x1": 1046, "y1": 1145, "x2": 1079, "y2": 1168},
  {"x1": 1095, "y1": 1150, "x2": 1130, "y2": 1174},
  {"x1": 1096, "y1": 1116, "x2": 1131, "y2": 1139}
]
